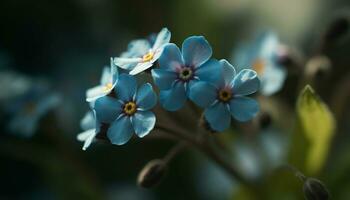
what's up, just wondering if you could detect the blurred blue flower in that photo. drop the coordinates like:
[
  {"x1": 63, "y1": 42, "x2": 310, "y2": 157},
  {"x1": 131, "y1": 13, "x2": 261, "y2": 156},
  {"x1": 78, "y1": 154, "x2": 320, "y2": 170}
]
[
  {"x1": 8, "y1": 84, "x2": 61, "y2": 137},
  {"x1": 94, "y1": 74, "x2": 157, "y2": 145},
  {"x1": 86, "y1": 58, "x2": 118, "y2": 102},
  {"x1": 232, "y1": 32, "x2": 286, "y2": 96},
  {"x1": 189, "y1": 60, "x2": 260, "y2": 132},
  {"x1": 152, "y1": 36, "x2": 221, "y2": 111},
  {"x1": 114, "y1": 28, "x2": 171, "y2": 75},
  {"x1": 77, "y1": 110, "x2": 98, "y2": 150}
]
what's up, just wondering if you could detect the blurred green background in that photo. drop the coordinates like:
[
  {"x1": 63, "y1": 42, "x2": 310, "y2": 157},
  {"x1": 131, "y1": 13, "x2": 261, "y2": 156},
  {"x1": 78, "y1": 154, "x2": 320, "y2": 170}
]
[{"x1": 1, "y1": 0, "x2": 350, "y2": 199}]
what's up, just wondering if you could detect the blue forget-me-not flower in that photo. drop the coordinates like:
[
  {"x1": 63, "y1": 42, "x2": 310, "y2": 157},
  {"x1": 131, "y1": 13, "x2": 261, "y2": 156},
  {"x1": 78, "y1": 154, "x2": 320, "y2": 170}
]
[
  {"x1": 151, "y1": 36, "x2": 221, "y2": 111},
  {"x1": 8, "y1": 84, "x2": 61, "y2": 137},
  {"x1": 189, "y1": 59, "x2": 260, "y2": 132},
  {"x1": 86, "y1": 58, "x2": 118, "y2": 102},
  {"x1": 232, "y1": 32, "x2": 286, "y2": 96},
  {"x1": 94, "y1": 74, "x2": 157, "y2": 145},
  {"x1": 114, "y1": 28, "x2": 171, "y2": 75}
]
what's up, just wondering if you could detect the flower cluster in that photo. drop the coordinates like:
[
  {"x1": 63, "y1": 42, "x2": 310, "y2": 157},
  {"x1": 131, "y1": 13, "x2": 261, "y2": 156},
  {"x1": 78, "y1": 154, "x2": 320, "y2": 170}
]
[{"x1": 77, "y1": 28, "x2": 261, "y2": 150}]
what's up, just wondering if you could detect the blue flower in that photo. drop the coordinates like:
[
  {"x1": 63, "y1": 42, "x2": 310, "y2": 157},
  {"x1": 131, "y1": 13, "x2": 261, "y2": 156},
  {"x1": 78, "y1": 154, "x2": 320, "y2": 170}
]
[
  {"x1": 86, "y1": 58, "x2": 118, "y2": 102},
  {"x1": 151, "y1": 36, "x2": 221, "y2": 111},
  {"x1": 77, "y1": 110, "x2": 98, "y2": 150},
  {"x1": 189, "y1": 60, "x2": 260, "y2": 132},
  {"x1": 94, "y1": 74, "x2": 157, "y2": 145},
  {"x1": 114, "y1": 28, "x2": 171, "y2": 75},
  {"x1": 232, "y1": 32, "x2": 286, "y2": 96},
  {"x1": 7, "y1": 84, "x2": 61, "y2": 137}
]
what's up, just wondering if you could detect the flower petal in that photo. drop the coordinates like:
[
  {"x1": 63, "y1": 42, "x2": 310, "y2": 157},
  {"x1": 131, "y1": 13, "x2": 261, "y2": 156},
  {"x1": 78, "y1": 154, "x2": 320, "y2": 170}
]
[
  {"x1": 86, "y1": 85, "x2": 109, "y2": 102},
  {"x1": 121, "y1": 39, "x2": 151, "y2": 58},
  {"x1": 94, "y1": 96, "x2": 122, "y2": 123},
  {"x1": 116, "y1": 74, "x2": 137, "y2": 102},
  {"x1": 132, "y1": 111, "x2": 156, "y2": 138},
  {"x1": 232, "y1": 69, "x2": 260, "y2": 96},
  {"x1": 229, "y1": 97, "x2": 259, "y2": 122},
  {"x1": 259, "y1": 63, "x2": 286, "y2": 96},
  {"x1": 159, "y1": 82, "x2": 187, "y2": 111},
  {"x1": 80, "y1": 111, "x2": 95, "y2": 130},
  {"x1": 218, "y1": 59, "x2": 236, "y2": 87},
  {"x1": 152, "y1": 27, "x2": 171, "y2": 50},
  {"x1": 158, "y1": 43, "x2": 184, "y2": 71},
  {"x1": 100, "y1": 66, "x2": 111, "y2": 85},
  {"x1": 189, "y1": 81, "x2": 217, "y2": 108},
  {"x1": 113, "y1": 57, "x2": 142, "y2": 70},
  {"x1": 151, "y1": 69, "x2": 177, "y2": 90},
  {"x1": 204, "y1": 102, "x2": 231, "y2": 132},
  {"x1": 195, "y1": 59, "x2": 221, "y2": 83},
  {"x1": 136, "y1": 83, "x2": 157, "y2": 110},
  {"x1": 77, "y1": 129, "x2": 96, "y2": 150},
  {"x1": 107, "y1": 116, "x2": 134, "y2": 145},
  {"x1": 129, "y1": 61, "x2": 153, "y2": 75},
  {"x1": 182, "y1": 36, "x2": 212, "y2": 67}
]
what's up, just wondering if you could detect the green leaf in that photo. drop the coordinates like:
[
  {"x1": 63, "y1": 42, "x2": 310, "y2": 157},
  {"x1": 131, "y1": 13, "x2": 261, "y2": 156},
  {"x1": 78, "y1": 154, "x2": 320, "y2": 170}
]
[{"x1": 289, "y1": 85, "x2": 335, "y2": 175}]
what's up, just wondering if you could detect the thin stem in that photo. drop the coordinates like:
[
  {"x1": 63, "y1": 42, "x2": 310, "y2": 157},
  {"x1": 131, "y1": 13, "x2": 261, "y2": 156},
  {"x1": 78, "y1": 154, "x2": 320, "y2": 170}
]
[
  {"x1": 280, "y1": 164, "x2": 307, "y2": 182},
  {"x1": 155, "y1": 124, "x2": 249, "y2": 185},
  {"x1": 163, "y1": 142, "x2": 187, "y2": 164}
]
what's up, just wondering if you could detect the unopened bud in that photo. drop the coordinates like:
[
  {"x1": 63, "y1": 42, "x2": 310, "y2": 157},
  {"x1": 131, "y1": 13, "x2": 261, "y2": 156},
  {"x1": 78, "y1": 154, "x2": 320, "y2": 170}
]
[
  {"x1": 137, "y1": 159, "x2": 167, "y2": 188},
  {"x1": 303, "y1": 178, "x2": 330, "y2": 200}
]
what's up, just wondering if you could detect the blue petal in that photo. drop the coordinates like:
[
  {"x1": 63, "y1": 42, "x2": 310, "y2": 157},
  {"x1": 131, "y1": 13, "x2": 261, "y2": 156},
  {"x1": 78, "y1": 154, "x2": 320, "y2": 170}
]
[
  {"x1": 182, "y1": 36, "x2": 212, "y2": 67},
  {"x1": 204, "y1": 102, "x2": 231, "y2": 132},
  {"x1": 158, "y1": 43, "x2": 184, "y2": 71},
  {"x1": 229, "y1": 97, "x2": 259, "y2": 122},
  {"x1": 160, "y1": 82, "x2": 187, "y2": 111},
  {"x1": 115, "y1": 74, "x2": 137, "y2": 101},
  {"x1": 195, "y1": 59, "x2": 221, "y2": 83},
  {"x1": 259, "y1": 63, "x2": 286, "y2": 96},
  {"x1": 107, "y1": 116, "x2": 133, "y2": 145},
  {"x1": 151, "y1": 69, "x2": 177, "y2": 90},
  {"x1": 217, "y1": 59, "x2": 236, "y2": 87},
  {"x1": 132, "y1": 111, "x2": 156, "y2": 138},
  {"x1": 232, "y1": 69, "x2": 260, "y2": 96},
  {"x1": 94, "y1": 96, "x2": 122, "y2": 123},
  {"x1": 136, "y1": 83, "x2": 157, "y2": 110},
  {"x1": 189, "y1": 81, "x2": 217, "y2": 108}
]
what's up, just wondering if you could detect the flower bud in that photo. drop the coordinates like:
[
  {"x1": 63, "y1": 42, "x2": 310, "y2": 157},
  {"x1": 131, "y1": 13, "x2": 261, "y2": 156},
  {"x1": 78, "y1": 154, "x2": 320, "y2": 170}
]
[
  {"x1": 303, "y1": 178, "x2": 330, "y2": 200},
  {"x1": 137, "y1": 159, "x2": 167, "y2": 188}
]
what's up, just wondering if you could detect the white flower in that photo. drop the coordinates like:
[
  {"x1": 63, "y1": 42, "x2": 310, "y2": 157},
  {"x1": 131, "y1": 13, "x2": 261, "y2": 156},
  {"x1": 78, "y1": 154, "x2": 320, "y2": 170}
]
[
  {"x1": 114, "y1": 27, "x2": 171, "y2": 75},
  {"x1": 77, "y1": 111, "x2": 97, "y2": 150},
  {"x1": 86, "y1": 58, "x2": 118, "y2": 102}
]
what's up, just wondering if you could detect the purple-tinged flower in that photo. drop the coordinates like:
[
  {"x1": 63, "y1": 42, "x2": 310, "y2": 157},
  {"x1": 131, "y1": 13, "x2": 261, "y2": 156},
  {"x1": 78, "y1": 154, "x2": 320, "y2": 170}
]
[{"x1": 189, "y1": 60, "x2": 260, "y2": 132}]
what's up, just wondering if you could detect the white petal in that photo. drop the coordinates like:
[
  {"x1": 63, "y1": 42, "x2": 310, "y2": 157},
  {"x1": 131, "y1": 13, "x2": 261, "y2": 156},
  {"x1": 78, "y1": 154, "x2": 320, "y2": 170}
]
[
  {"x1": 100, "y1": 67, "x2": 111, "y2": 85},
  {"x1": 77, "y1": 129, "x2": 97, "y2": 150},
  {"x1": 129, "y1": 62, "x2": 154, "y2": 75},
  {"x1": 86, "y1": 85, "x2": 109, "y2": 102},
  {"x1": 152, "y1": 27, "x2": 171, "y2": 50},
  {"x1": 113, "y1": 57, "x2": 142, "y2": 70}
]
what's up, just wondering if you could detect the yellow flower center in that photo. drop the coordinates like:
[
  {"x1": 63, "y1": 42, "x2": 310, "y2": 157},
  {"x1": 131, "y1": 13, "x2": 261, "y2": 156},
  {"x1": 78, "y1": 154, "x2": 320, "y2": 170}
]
[
  {"x1": 123, "y1": 101, "x2": 137, "y2": 116},
  {"x1": 179, "y1": 67, "x2": 193, "y2": 81},
  {"x1": 103, "y1": 83, "x2": 113, "y2": 92},
  {"x1": 142, "y1": 52, "x2": 154, "y2": 62},
  {"x1": 218, "y1": 89, "x2": 232, "y2": 102},
  {"x1": 252, "y1": 58, "x2": 265, "y2": 75}
]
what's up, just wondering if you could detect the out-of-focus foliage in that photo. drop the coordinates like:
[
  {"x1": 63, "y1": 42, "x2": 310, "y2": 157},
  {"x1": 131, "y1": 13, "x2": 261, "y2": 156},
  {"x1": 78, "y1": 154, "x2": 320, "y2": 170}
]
[{"x1": 290, "y1": 85, "x2": 335, "y2": 176}]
